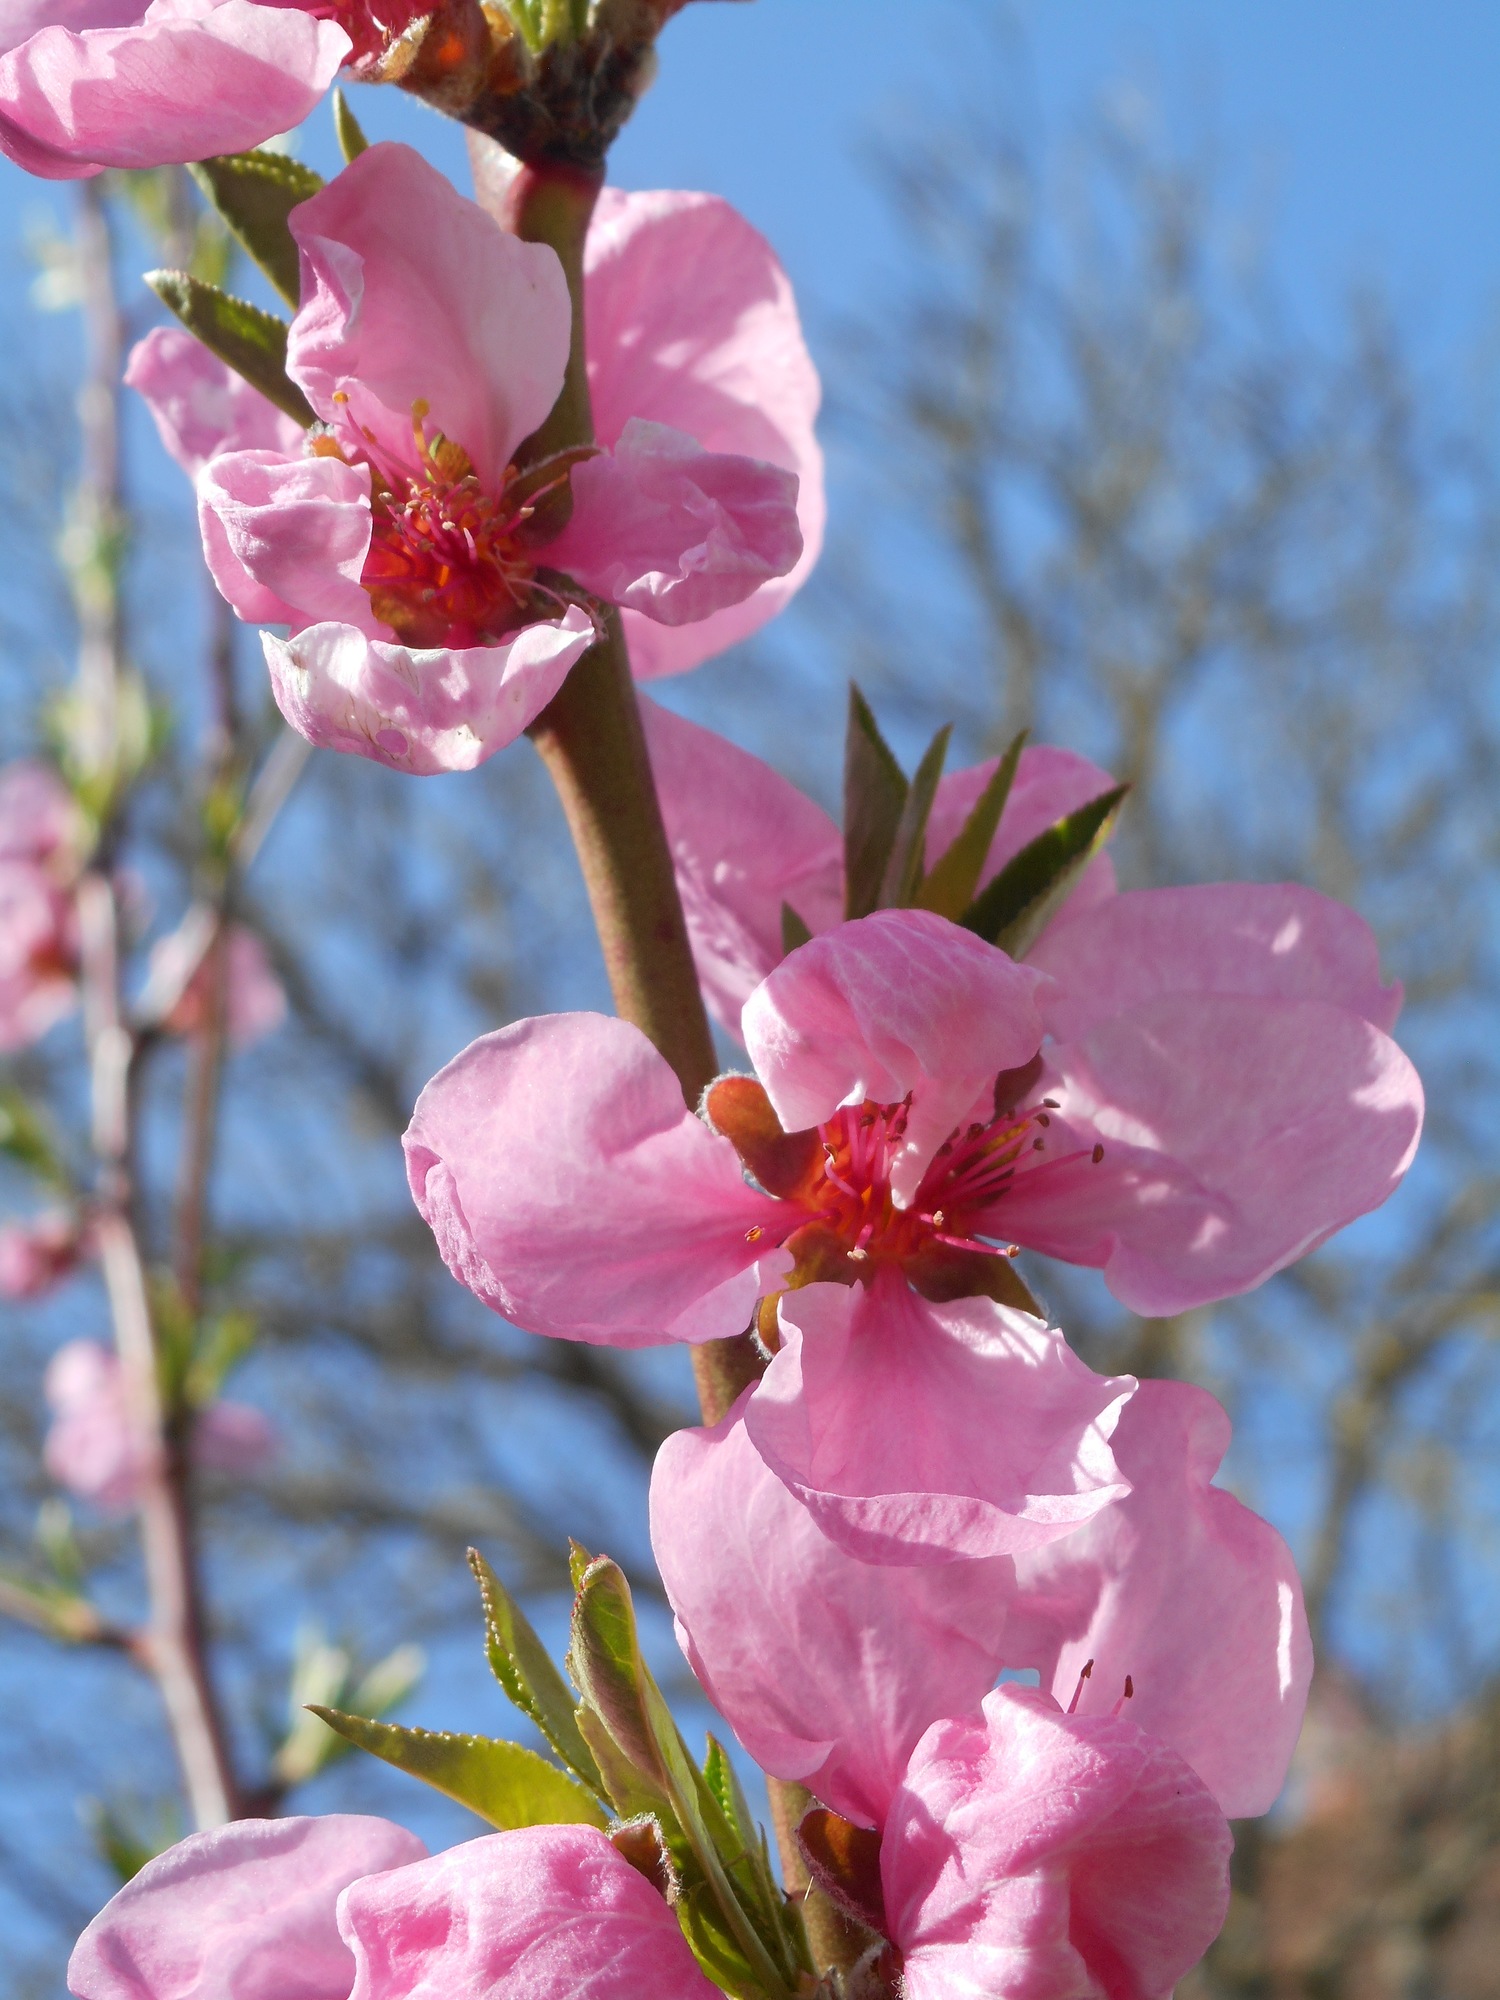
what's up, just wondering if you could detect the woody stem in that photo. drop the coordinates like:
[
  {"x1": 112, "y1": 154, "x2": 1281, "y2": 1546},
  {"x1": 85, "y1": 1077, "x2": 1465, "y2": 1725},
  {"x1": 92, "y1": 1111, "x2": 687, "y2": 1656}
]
[{"x1": 500, "y1": 154, "x2": 764, "y2": 1431}]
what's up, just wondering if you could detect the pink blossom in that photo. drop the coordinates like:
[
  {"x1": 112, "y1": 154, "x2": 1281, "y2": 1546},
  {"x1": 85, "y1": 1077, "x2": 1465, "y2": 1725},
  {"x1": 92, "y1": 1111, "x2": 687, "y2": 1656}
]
[
  {"x1": 0, "y1": 760, "x2": 83, "y2": 1050},
  {"x1": 68, "y1": 1815, "x2": 427, "y2": 2000},
  {"x1": 131, "y1": 158, "x2": 828, "y2": 764},
  {"x1": 0, "y1": 0, "x2": 351, "y2": 182},
  {"x1": 653, "y1": 1378, "x2": 1310, "y2": 1823},
  {"x1": 44, "y1": 1338, "x2": 275, "y2": 1512},
  {"x1": 0, "y1": 1209, "x2": 86, "y2": 1300},
  {"x1": 582, "y1": 189, "x2": 823, "y2": 679},
  {"x1": 642, "y1": 697, "x2": 1116, "y2": 1030},
  {"x1": 130, "y1": 143, "x2": 803, "y2": 775},
  {"x1": 883, "y1": 1686, "x2": 1231, "y2": 2000},
  {"x1": 149, "y1": 920, "x2": 287, "y2": 1047},
  {"x1": 407, "y1": 895, "x2": 1422, "y2": 1345},
  {"x1": 68, "y1": 1816, "x2": 722, "y2": 2000}
]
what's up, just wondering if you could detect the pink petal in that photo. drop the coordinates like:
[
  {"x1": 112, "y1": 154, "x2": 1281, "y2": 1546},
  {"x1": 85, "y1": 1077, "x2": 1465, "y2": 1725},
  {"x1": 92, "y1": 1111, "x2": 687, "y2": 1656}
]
[
  {"x1": 198, "y1": 447, "x2": 375, "y2": 632},
  {"x1": 742, "y1": 910, "x2": 1050, "y2": 1204},
  {"x1": 339, "y1": 1825, "x2": 719, "y2": 2000},
  {"x1": 0, "y1": 0, "x2": 348, "y2": 180},
  {"x1": 289, "y1": 143, "x2": 570, "y2": 490},
  {"x1": 745, "y1": 1277, "x2": 1132, "y2": 1564},
  {"x1": 584, "y1": 189, "x2": 823, "y2": 679},
  {"x1": 126, "y1": 326, "x2": 303, "y2": 479},
  {"x1": 403, "y1": 1012, "x2": 780, "y2": 1346},
  {"x1": 652, "y1": 1398, "x2": 1014, "y2": 1827},
  {"x1": 1028, "y1": 883, "x2": 1406, "y2": 1039},
  {"x1": 68, "y1": 1814, "x2": 426, "y2": 2000},
  {"x1": 196, "y1": 1398, "x2": 276, "y2": 1476},
  {"x1": 1006, "y1": 1379, "x2": 1312, "y2": 1818},
  {"x1": 44, "y1": 1339, "x2": 146, "y2": 1512},
  {"x1": 928, "y1": 743, "x2": 1120, "y2": 929},
  {"x1": 547, "y1": 419, "x2": 801, "y2": 625},
  {"x1": 999, "y1": 994, "x2": 1424, "y2": 1315},
  {"x1": 0, "y1": 857, "x2": 77, "y2": 1050},
  {"x1": 262, "y1": 609, "x2": 593, "y2": 775},
  {"x1": 885, "y1": 1686, "x2": 1231, "y2": 2000},
  {"x1": 641, "y1": 698, "x2": 843, "y2": 1033},
  {"x1": 0, "y1": 757, "x2": 82, "y2": 867},
  {"x1": 154, "y1": 921, "x2": 286, "y2": 1047},
  {"x1": 0, "y1": 1209, "x2": 82, "y2": 1299}
]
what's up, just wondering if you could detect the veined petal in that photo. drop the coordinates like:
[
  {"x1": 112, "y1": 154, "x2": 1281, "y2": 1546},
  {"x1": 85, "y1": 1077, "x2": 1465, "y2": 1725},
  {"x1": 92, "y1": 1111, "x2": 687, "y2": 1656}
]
[
  {"x1": 339, "y1": 1825, "x2": 720, "y2": 2000},
  {"x1": 1007, "y1": 1379, "x2": 1313, "y2": 1819},
  {"x1": 742, "y1": 910, "x2": 1050, "y2": 1203},
  {"x1": 404, "y1": 1013, "x2": 781, "y2": 1346},
  {"x1": 263, "y1": 609, "x2": 593, "y2": 775},
  {"x1": 653, "y1": 1399, "x2": 1014, "y2": 1827},
  {"x1": 1029, "y1": 883, "x2": 1406, "y2": 1038},
  {"x1": 745, "y1": 1277, "x2": 1132, "y2": 1564},
  {"x1": 1000, "y1": 994, "x2": 1424, "y2": 1315},
  {"x1": 0, "y1": 0, "x2": 348, "y2": 179},
  {"x1": 126, "y1": 326, "x2": 303, "y2": 478},
  {"x1": 885, "y1": 1687, "x2": 1231, "y2": 2000},
  {"x1": 289, "y1": 143, "x2": 571, "y2": 489},
  {"x1": 548, "y1": 419, "x2": 801, "y2": 626},
  {"x1": 68, "y1": 1815, "x2": 426, "y2": 2000},
  {"x1": 584, "y1": 189, "x2": 823, "y2": 679},
  {"x1": 641, "y1": 697, "x2": 843, "y2": 1033},
  {"x1": 198, "y1": 447, "x2": 375, "y2": 633}
]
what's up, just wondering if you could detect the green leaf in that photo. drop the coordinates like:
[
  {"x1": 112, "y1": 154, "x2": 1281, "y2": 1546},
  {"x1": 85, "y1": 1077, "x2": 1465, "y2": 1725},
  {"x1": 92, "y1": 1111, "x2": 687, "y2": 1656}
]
[
  {"x1": 467, "y1": 1548, "x2": 602, "y2": 1792},
  {"x1": 780, "y1": 901, "x2": 813, "y2": 953},
  {"x1": 0, "y1": 1088, "x2": 67, "y2": 1189},
  {"x1": 877, "y1": 722, "x2": 950, "y2": 909},
  {"x1": 332, "y1": 88, "x2": 370, "y2": 164},
  {"x1": 961, "y1": 784, "x2": 1129, "y2": 958},
  {"x1": 842, "y1": 685, "x2": 908, "y2": 919},
  {"x1": 146, "y1": 271, "x2": 314, "y2": 427},
  {"x1": 917, "y1": 730, "x2": 1027, "y2": 920},
  {"x1": 311, "y1": 1709, "x2": 608, "y2": 1831},
  {"x1": 570, "y1": 1558, "x2": 803, "y2": 1999},
  {"x1": 188, "y1": 152, "x2": 323, "y2": 307}
]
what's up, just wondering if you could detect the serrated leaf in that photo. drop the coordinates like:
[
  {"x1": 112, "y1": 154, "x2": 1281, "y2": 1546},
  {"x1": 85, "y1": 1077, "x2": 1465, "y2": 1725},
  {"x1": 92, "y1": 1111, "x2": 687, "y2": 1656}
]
[
  {"x1": 147, "y1": 271, "x2": 314, "y2": 427},
  {"x1": 310, "y1": 1709, "x2": 608, "y2": 1831},
  {"x1": 877, "y1": 722, "x2": 950, "y2": 909},
  {"x1": 189, "y1": 152, "x2": 323, "y2": 307},
  {"x1": 780, "y1": 901, "x2": 812, "y2": 953},
  {"x1": 467, "y1": 1548, "x2": 602, "y2": 1792},
  {"x1": 917, "y1": 730, "x2": 1028, "y2": 919},
  {"x1": 961, "y1": 784, "x2": 1128, "y2": 958},
  {"x1": 332, "y1": 88, "x2": 370, "y2": 163},
  {"x1": 571, "y1": 1559, "x2": 801, "y2": 1998},
  {"x1": 842, "y1": 685, "x2": 908, "y2": 919}
]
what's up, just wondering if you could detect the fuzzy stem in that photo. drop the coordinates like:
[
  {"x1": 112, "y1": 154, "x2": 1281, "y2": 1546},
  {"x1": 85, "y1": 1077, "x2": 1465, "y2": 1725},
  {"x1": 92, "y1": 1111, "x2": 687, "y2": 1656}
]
[{"x1": 501, "y1": 155, "x2": 763, "y2": 1430}]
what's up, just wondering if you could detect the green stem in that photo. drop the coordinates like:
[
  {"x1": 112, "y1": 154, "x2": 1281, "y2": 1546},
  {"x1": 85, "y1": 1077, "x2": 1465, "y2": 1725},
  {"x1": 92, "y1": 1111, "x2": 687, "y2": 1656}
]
[{"x1": 505, "y1": 158, "x2": 763, "y2": 1430}]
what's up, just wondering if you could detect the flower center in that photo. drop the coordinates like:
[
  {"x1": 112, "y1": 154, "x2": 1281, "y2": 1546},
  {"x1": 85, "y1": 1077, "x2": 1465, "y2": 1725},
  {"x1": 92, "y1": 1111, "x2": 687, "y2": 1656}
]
[{"x1": 318, "y1": 404, "x2": 592, "y2": 650}]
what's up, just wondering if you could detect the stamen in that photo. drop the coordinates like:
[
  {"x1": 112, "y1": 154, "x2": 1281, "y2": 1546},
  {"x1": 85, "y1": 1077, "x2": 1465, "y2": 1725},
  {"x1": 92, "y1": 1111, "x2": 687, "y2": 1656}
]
[
  {"x1": 1092, "y1": 1143, "x2": 1105, "y2": 1164},
  {"x1": 1111, "y1": 1675, "x2": 1135, "y2": 1716},
  {"x1": 1068, "y1": 1659, "x2": 1094, "y2": 1714}
]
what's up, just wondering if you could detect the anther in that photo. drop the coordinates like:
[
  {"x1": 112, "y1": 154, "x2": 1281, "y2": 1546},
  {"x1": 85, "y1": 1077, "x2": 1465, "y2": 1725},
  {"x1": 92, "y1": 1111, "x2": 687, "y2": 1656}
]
[
  {"x1": 931, "y1": 1210, "x2": 945, "y2": 1227},
  {"x1": 1036, "y1": 1113, "x2": 1051, "y2": 1127},
  {"x1": 1067, "y1": 1659, "x2": 1094, "y2": 1714},
  {"x1": 1032, "y1": 1138, "x2": 1045, "y2": 1151},
  {"x1": 1111, "y1": 1675, "x2": 1135, "y2": 1716},
  {"x1": 1091, "y1": 1143, "x2": 1105, "y2": 1164},
  {"x1": 745, "y1": 1226, "x2": 764, "y2": 1244}
]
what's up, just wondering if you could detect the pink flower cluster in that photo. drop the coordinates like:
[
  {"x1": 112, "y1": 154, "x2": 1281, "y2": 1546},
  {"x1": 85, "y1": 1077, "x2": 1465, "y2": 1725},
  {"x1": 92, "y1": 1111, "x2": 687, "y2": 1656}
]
[{"x1": 27, "y1": 27, "x2": 1424, "y2": 1998}]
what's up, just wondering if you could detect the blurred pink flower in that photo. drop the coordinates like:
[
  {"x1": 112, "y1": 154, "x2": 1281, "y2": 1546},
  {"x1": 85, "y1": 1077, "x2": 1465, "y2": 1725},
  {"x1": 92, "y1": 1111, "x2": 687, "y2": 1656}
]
[
  {"x1": 0, "y1": 0, "x2": 355, "y2": 182},
  {"x1": 0, "y1": 1210, "x2": 87, "y2": 1300},
  {"x1": 883, "y1": 1685, "x2": 1231, "y2": 2000},
  {"x1": 149, "y1": 920, "x2": 287, "y2": 1047},
  {"x1": 129, "y1": 152, "x2": 821, "y2": 771},
  {"x1": 133, "y1": 143, "x2": 802, "y2": 774},
  {"x1": 407, "y1": 897, "x2": 1423, "y2": 1342},
  {"x1": 68, "y1": 1815, "x2": 721, "y2": 2000},
  {"x1": 653, "y1": 1377, "x2": 1311, "y2": 1824},
  {"x1": 43, "y1": 1339, "x2": 274, "y2": 1513},
  {"x1": 0, "y1": 759, "x2": 84, "y2": 1051}
]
